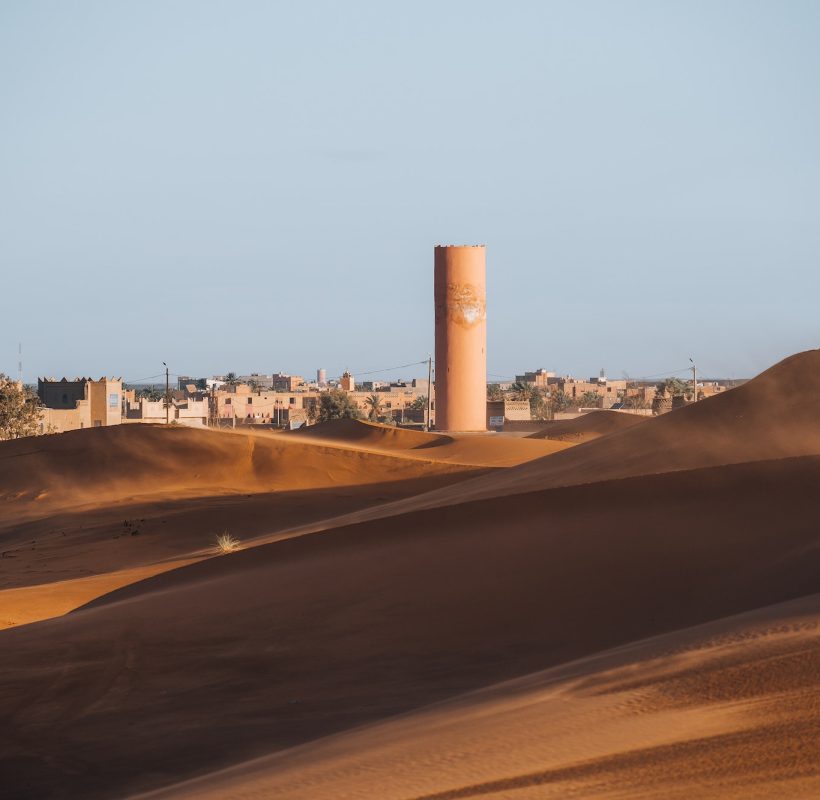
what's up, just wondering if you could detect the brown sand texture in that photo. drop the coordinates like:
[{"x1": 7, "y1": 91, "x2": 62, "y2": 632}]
[
  {"x1": 525, "y1": 408, "x2": 649, "y2": 442},
  {"x1": 1, "y1": 350, "x2": 819, "y2": 799}
]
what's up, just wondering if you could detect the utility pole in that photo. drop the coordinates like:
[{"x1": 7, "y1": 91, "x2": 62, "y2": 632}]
[
  {"x1": 426, "y1": 355, "x2": 433, "y2": 431},
  {"x1": 689, "y1": 357, "x2": 697, "y2": 403},
  {"x1": 163, "y1": 362, "x2": 170, "y2": 424}
]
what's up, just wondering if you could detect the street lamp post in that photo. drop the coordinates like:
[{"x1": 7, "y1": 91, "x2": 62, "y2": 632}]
[{"x1": 162, "y1": 362, "x2": 170, "y2": 424}]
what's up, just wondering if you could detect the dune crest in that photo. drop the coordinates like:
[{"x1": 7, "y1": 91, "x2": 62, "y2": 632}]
[{"x1": 1, "y1": 351, "x2": 819, "y2": 799}]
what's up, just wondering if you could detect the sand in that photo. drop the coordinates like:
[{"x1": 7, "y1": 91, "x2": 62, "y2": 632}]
[
  {"x1": 1, "y1": 350, "x2": 819, "y2": 799},
  {"x1": 137, "y1": 595, "x2": 820, "y2": 800},
  {"x1": 525, "y1": 408, "x2": 649, "y2": 442}
]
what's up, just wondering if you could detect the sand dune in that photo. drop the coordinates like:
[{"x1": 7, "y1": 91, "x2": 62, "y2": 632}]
[
  {"x1": 290, "y1": 417, "x2": 445, "y2": 448},
  {"x1": 2, "y1": 351, "x2": 819, "y2": 799},
  {"x1": 287, "y1": 417, "x2": 573, "y2": 466},
  {"x1": 137, "y1": 594, "x2": 820, "y2": 800},
  {"x1": 0, "y1": 426, "x2": 491, "y2": 626},
  {"x1": 0, "y1": 420, "x2": 565, "y2": 627},
  {"x1": 2, "y1": 452, "x2": 819, "y2": 798},
  {"x1": 352, "y1": 348, "x2": 820, "y2": 518},
  {"x1": 525, "y1": 408, "x2": 648, "y2": 442},
  {"x1": 0, "y1": 424, "x2": 483, "y2": 518}
]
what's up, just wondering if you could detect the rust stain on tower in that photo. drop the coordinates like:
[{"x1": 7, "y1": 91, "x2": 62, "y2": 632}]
[{"x1": 434, "y1": 245, "x2": 487, "y2": 432}]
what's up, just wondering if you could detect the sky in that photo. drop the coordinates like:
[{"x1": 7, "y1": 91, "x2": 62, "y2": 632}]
[{"x1": 1, "y1": 1, "x2": 819, "y2": 384}]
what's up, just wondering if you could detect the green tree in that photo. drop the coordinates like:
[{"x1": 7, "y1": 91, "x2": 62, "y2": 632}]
[
  {"x1": 529, "y1": 387, "x2": 548, "y2": 420},
  {"x1": 579, "y1": 391, "x2": 601, "y2": 408},
  {"x1": 0, "y1": 374, "x2": 41, "y2": 440},
  {"x1": 657, "y1": 378, "x2": 689, "y2": 397},
  {"x1": 224, "y1": 372, "x2": 238, "y2": 386},
  {"x1": 136, "y1": 386, "x2": 163, "y2": 401},
  {"x1": 410, "y1": 395, "x2": 428, "y2": 411},
  {"x1": 364, "y1": 393, "x2": 383, "y2": 421},
  {"x1": 546, "y1": 389, "x2": 572, "y2": 417},
  {"x1": 318, "y1": 389, "x2": 363, "y2": 422},
  {"x1": 486, "y1": 384, "x2": 503, "y2": 401},
  {"x1": 510, "y1": 381, "x2": 535, "y2": 402}
]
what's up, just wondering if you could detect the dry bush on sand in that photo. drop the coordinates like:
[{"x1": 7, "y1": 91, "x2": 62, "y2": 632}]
[{"x1": 214, "y1": 532, "x2": 241, "y2": 554}]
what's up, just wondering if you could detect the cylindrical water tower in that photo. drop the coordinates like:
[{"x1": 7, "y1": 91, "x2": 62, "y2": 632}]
[{"x1": 434, "y1": 245, "x2": 487, "y2": 431}]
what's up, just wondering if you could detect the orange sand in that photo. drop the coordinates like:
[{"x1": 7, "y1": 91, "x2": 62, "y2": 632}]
[
  {"x1": 525, "y1": 408, "x2": 648, "y2": 442},
  {"x1": 1, "y1": 351, "x2": 819, "y2": 799}
]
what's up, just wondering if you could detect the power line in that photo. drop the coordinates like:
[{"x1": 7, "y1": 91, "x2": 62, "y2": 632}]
[
  {"x1": 326, "y1": 359, "x2": 430, "y2": 382},
  {"x1": 123, "y1": 371, "x2": 194, "y2": 384},
  {"x1": 631, "y1": 367, "x2": 693, "y2": 381},
  {"x1": 122, "y1": 373, "x2": 166, "y2": 385}
]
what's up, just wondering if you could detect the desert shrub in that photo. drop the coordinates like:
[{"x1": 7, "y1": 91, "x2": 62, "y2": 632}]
[{"x1": 214, "y1": 531, "x2": 241, "y2": 554}]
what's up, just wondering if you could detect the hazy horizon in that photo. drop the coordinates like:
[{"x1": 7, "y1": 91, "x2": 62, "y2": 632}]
[{"x1": 2, "y1": 1, "x2": 818, "y2": 383}]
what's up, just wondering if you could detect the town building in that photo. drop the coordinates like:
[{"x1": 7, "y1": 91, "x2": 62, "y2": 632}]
[
  {"x1": 339, "y1": 371, "x2": 355, "y2": 392},
  {"x1": 37, "y1": 377, "x2": 123, "y2": 433},
  {"x1": 237, "y1": 374, "x2": 274, "y2": 389},
  {"x1": 270, "y1": 373, "x2": 305, "y2": 392},
  {"x1": 212, "y1": 384, "x2": 318, "y2": 426},
  {"x1": 487, "y1": 399, "x2": 531, "y2": 431},
  {"x1": 123, "y1": 397, "x2": 208, "y2": 427},
  {"x1": 515, "y1": 369, "x2": 555, "y2": 388}
]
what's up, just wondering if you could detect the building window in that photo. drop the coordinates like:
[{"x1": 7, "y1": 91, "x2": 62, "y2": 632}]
[
  {"x1": 62, "y1": 393, "x2": 68, "y2": 404},
  {"x1": 247, "y1": 397, "x2": 253, "y2": 404}
]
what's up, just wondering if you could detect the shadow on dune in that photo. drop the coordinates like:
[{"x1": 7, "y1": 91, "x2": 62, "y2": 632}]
[
  {"x1": 2, "y1": 451, "x2": 819, "y2": 799},
  {"x1": 0, "y1": 472, "x2": 486, "y2": 594},
  {"x1": 4, "y1": 351, "x2": 820, "y2": 799}
]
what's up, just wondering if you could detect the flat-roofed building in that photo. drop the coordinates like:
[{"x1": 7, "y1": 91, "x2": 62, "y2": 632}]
[{"x1": 37, "y1": 377, "x2": 122, "y2": 433}]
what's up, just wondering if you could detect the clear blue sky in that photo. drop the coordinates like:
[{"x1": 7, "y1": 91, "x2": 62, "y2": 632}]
[{"x1": 1, "y1": 1, "x2": 818, "y2": 384}]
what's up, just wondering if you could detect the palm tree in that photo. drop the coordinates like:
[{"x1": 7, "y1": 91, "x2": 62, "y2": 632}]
[
  {"x1": 580, "y1": 391, "x2": 601, "y2": 408},
  {"x1": 224, "y1": 372, "x2": 238, "y2": 386},
  {"x1": 510, "y1": 381, "x2": 535, "y2": 402},
  {"x1": 657, "y1": 378, "x2": 689, "y2": 398},
  {"x1": 364, "y1": 393, "x2": 383, "y2": 421},
  {"x1": 486, "y1": 384, "x2": 503, "y2": 401}
]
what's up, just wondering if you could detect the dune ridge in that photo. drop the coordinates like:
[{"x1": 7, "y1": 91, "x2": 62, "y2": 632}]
[
  {"x1": 525, "y1": 408, "x2": 648, "y2": 441},
  {"x1": 133, "y1": 594, "x2": 820, "y2": 800},
  {"x1": 1, "y1": 350, "x2": 819, "y2": 799},
  {"x1": 336, "y1": 348, "x2": 820, "y2": 521}
]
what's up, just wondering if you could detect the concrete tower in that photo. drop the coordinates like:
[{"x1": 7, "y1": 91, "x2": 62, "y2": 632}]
[{"x1": 434, "y1": 245, "x2": 487, "y2": 431}]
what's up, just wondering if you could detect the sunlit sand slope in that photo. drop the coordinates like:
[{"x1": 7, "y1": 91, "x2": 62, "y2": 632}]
[
  {"x1": 287, "y1": 417, "x2": 574, "y2": 466},
  {"x1": 139, "y1": 594, "x2": 820, "y2": 800},
  {"x1": 525, "y1": 408, "x2": 648, "y2": 442},
  {"x1": 2, "y1": 452, "x2": 818, "y2": 798},
  {"x1": 0, "y1": 425, "x2": 491, "y2": 626},
  {"x1": 365, "y1": 348, "x2": 820, "y2": 514},
  {"x1": 0, "y1": 424, "x2": 482, "y2": 517}
]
